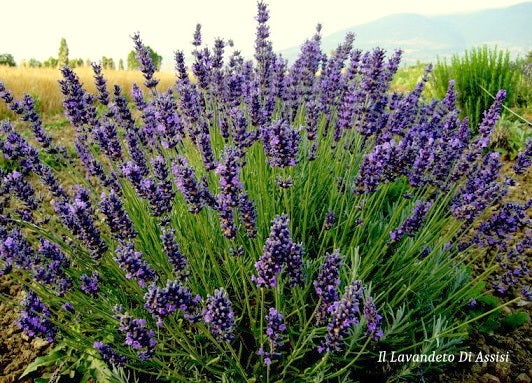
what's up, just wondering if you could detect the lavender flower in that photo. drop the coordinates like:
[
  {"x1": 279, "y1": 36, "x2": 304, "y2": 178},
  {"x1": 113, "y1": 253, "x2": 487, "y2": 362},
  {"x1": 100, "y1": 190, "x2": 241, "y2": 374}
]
[
  {"x1": 363, "y1": 297, "x2": 383, "y2": 341},
  {"x1": 115, "y1": 307, "x2": 157, "y2": 360},
  {"x1": 324, "y1": 211, "x2": 336, "y2": 231},
  {"x1": 144, "y1": 280, "x2": 201, "y2": 326},
  {"x1": 203, "y1": 288, "x2": 235, "y2": 342},
  {"x1": 3, "y1": 170, "x2": 39, "y2": 210},
  {"x1": 216, "y1": 147, "x2": 243, "y2": 208},
  {"x1": 80, "y1": 272, "x2": 100, "y2": 296},
  {"x1": 172, "y1": 156, "x2": 206, "y2": 214},
  {"x1": 58, "y1": 66, "x2": 97, "y2": 128},
  {"x1": 253, "y1": 214, "x2": 302, "y2": 288},
  {"x1": 390, "y1": 200, "x2": 432, "y2": 242},
  {"x1": 161, "y1": 228, "x2": 189, "y2": 279},
  {"x1": 1, "y1": 229, "x2": 37, "y2": 271},
  {"x1": 257, "y1": 308, "x2": 287, "y2": 365},
  {"x1": 318, "y1": 281, "x2": 363, "y2": 353},
  {"x1": 238, "y1": 193, "x2": 257, "y2": 238},
  {"x1": 114, "y1": 242, "x2": 156, "y2": 287},
  {"x1": 91, "y1": 62, "x2": 110, "y2": 106},
  {"x1": 314, "y1": 250, "x2": 343, "y2": 325},
  {"x1": 17, "y1": 290, "x2": 56, "y2": 342},
  {"x1": 93, "y1": 342, "x2": 127, "y2": 367},
  {"x1": 261, "y1": 119, "x2": 300, "y2": 168},
  {"x1": 33, "y1": 239, "x2": 72, "y2": 296},
  {"x1": 100, "y1": 190, "x2": 137, "y2": 241},
  {"x1": 132, "y1": 32, "x2": 159, "y2": 89},
  {"x1": 514, "y1": 139, "x2": 531, "y2": 175}
]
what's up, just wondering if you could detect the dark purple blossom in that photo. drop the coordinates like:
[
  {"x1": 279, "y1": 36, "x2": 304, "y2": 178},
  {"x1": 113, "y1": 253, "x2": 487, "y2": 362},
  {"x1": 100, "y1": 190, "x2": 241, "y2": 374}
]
[
  {"x1": 132, "y1": 32, "x2": 159, "y2": 89},
  {"x1": 17, "y1": 290, "x2": 56, "y2": 343},
  {"x1": 390, "y1": 200, "x2": 432, "y2": 242},
  {"x1": 318, "y1": 281, "x2": 363, "y2": 353},
  {"x1": 80, "y1": 272, "x2": 100, "y2": 296},
  {"x1": 91, "y1": 62, "x2": 110, "y2": 105},
  {"x1": 161, "y1": 228, "x2": 189, "y2": 279},
  {"x1": 114, "y1": 307, "x2": 157, "y2": 360},
  {"x1": 238, "y1": 193, "x2": 257, "y2": 238},
  {"x1": 363, "y1": 297, "x2": 383, "y2": 341},
  {"x1": 0, "y1": 229, "x2": 36, "y2": 272},
  {"x1": 314, "y1": 249, "x2": 343, "y2": 325},
  {"x1": 3, "y1": 170, "x2": 39, "y2": 210},
  {"x1": 257, "y1": 308, "x2": 287, "y2": 365},
  {"x1": 114, "y1": 242, "x2": 156, "y2": 287},
  {"x1": 261, "y1": 119, "x2": 300, "y2": 168},
  {"x1": 144, "y1": 280, "x2": 201, "y2": 326},
  {"x1": 203, "y1": 288, "x2": 235, "y2": 342},
  {"x1": 33, "y1": 239, "x2": 72, "y2": 296},
  {"x1": 100, "y1": 190, "x2": 137, "y2": 240},
  {"x1": 514, "y1": 139, "x2": 531, "y2": 175},
  {"x1": 172, "y1": 156, "x2": 207, "y2": 213},
  {"x1": 93, "y1": 341, "x2": 128, "y2": 367},
  {"x1": 324, "y1": 211, "x2": 336, "y2": 231}
]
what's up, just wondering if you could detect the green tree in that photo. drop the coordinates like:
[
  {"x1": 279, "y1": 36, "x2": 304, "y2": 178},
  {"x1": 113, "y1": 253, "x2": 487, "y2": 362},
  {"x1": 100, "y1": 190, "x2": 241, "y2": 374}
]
[
  {"x1": 118, "y1": 58, "x2": 124, "y2": 70},
  {"x1": 102, "y1": 56, "x2": 115, "y2": 70},
  {"x1": 0, "y1": 53, "x2": 16, "y2": 66},
  {"x1": 28, "y1": 58, "x2": 42, "y2": 68},
  {"x1": 127, "y1": 46, "x2": 162, "y2": 70},
  {"x1": 43, "y1": 57, "x2": 58, "y2": 68},
  {"x1": 58, "y1": 37, "x2": 69, "y2": 67}
]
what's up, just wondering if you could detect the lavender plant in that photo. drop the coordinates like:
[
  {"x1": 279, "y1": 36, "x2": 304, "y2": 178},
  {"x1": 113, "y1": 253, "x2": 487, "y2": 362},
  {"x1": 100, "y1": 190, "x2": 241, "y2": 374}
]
[{"x1": 0, "y1": 2, "x2": 530, "y2": 382}]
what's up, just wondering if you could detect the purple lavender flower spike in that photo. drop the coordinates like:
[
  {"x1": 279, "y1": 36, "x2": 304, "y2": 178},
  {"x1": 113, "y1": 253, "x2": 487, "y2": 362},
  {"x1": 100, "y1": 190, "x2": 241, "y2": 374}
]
[
  {"x1": 318, "y1": 281, "x2": 363, "y2": 353},
  {"x1": 132, "y1": 32, "x2": 159, "y2": 89},
  {"x1": 390, "y1": 200, "x2": 432, "y2": 242},
  {"x1": 314, "y1": 249, "x2": 343, "y2": 325},
  {"x1": 192, "y1": 24, "x2": 202, "y2": 47},
  {"x1": 153, "y1": 90, "x2": 183, "y2": 149},
  {"x1": 257, "y1": 308, "x2": 287, "y2": 365},
  {"x1": 58, "y1": 66, "x2": 97, "y2": 129},
  {"x1": 33, "y1": 239, "x2": 72, "y2": 296},
  {"x1": 238, "y1": 193, "x2": 257, "y2": 238},
  {"x1": 3, "y1": 170, "x2": 39, "y2": 211},
  {"x1": 324, "y1": 211, "x2": 336, "y2": 231},
  {"x1": 203, "y1": 288, "x2": 235, "y2": 342},
  {"x1": 161, "y1": 228, "x2": 189, "y2": 279},
  {"x1": 172, "y1": 156, "x2": 206, "y2": 214},
  {"x1": 17, "y1": 290, "x2": 56, "y2": 343},
  {"x1": 216, "y1": 147, "x2": 243, "y2": 208},
  {"x1": 91, "y1": 62, "x2": 110, "y2": 106},
  {"x1": 144, "y1": 280, "x2": 201, "y2": 326},
  {"x1": 80, "y1": 272, "x2": 100, "y2": 296},
  {"x1": 199, "y1": 129, "x2": 217, "y2": 171},
  {"x1": 93, "y1": 342, "x2": 128, "y2": 367},
  {"x1": 253, "y1": 214, "x2": 302, "y2": 288},
  {"x1": 363, "y1": 297, "x2": 384, "y2": 341},
  {"x1": 114, "y1": 242, "x2": 156, "y2": 287},
  {"x1": 0, "y1": 229, "x2": 36, "y2": 272},
  {"x1": 114, "y1": 308, "x2": 157, "y2": 360},
  {"x1": 261, "y1": 119, "x2": 301, "y2": 168},
  {"x1": 218, "y1": 199, "x2": 237, "y2": 240},
  {"x1": 514, "y1": 139, "x2": 531, "y2": 175},
  {"x1": 100, "y1": 190, "x2": 137, "y2": 241}
]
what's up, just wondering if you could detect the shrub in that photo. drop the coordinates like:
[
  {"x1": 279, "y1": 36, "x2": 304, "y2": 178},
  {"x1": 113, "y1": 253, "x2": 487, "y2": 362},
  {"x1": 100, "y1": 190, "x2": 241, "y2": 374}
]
[
  {"x1": 433, "y1": 46, "x2": 520, "y2": 131},
  {"x1": 0, "y1": 3, "x2": 530, "y2": 382}
]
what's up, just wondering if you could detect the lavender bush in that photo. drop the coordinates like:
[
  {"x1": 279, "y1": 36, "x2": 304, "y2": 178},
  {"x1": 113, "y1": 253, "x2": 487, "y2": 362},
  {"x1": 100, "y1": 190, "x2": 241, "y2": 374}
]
[{"x1": 0, "y1": 2, "x2": 530, "y2": 382}]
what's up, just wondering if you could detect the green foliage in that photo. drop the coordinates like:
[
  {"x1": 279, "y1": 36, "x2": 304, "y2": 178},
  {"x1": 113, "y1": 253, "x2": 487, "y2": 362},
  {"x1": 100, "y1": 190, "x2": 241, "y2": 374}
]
[
  {"x1": 43, "y1": 56, "x2": 58, "y2": 68},
  {"x1": 102, "y1": 56, "x2": 116, "y2": 70},
  {"x1": 433, "y1": 46, "x2": 520, "y2": 131},
  {"x1": 58, "y1": 38, "x2": 69, "y2": 67},
  {"x1": 127, "y1": 47, "x2": 162, "y2": 70},
  {"x1": 0, "y1": 53, "x2": 16, "y2": 66},
  {"x1": 490, "y1": 115, "x2": 532, "y2": 159},
  {"x1": 118, "y1": 58, "x2": 125, "y2": 70},
  {"x1": 502, "y1": 312, "x2": 529, "y2": 330}
]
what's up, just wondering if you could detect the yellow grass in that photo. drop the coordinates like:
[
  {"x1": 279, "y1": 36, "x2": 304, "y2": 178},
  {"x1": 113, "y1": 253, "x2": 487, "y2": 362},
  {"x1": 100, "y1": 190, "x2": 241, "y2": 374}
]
[{"x1": 0, "y1": 66, "x2": 177, "y2": 118}]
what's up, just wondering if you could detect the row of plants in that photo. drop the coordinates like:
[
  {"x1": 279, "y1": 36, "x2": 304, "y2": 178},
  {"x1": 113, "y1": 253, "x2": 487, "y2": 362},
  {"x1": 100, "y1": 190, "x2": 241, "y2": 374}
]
[{"x1": 0, "y1": 2, "x2": 530, "y2": 382}]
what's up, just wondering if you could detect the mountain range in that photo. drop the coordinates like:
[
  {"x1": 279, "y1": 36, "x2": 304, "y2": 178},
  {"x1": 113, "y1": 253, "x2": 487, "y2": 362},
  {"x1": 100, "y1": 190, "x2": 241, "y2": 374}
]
[{"x1": 279, "y1": 2, "x2": 532, "y2": 65}]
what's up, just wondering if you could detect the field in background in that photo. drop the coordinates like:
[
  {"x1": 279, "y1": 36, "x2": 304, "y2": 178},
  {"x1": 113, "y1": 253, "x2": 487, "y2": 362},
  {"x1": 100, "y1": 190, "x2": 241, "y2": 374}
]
[{"x1": 0, "y1": 66, "x2": 176, "y2": 118}]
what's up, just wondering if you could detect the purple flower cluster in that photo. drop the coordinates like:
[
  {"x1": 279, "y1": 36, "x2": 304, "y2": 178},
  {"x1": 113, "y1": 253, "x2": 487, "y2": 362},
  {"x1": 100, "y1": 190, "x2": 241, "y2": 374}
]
[
  {"x1": 363, "y1": 297, "x2": 384, "y2": 341},
  {"x1": 318, "y1": 281, "x2": 363, "y2": 353},
  {"x1": 314, "y1": 250, "x2": 343, "y2": 325},
  {"x1": 132, "y1": 32, "x2": 159, "y2": 89},
  {"x1": 144, "y1": 280, "x2": 201, "y2": 326},
  {"x1": 100, "y1": 190, "x2": 137, "y2": 240},
  {"x1": 17, "y1": 290, "x2": 56, "y2": 342},
  {"x1": 253, "y1": 214, "x2": 304, "y2": 288},
  {"x1": 172, "y1": 156, "x2": 207, "y2": 214},
  {"x1": 202, "y1": 288, "x2": 235, "y2": 342},
  {"x1": 161, "y1": 228, "x2": 189, "y2": 279},
  {"x1": 261, "y1": 119, "x2": 301, "y2": 168},
  {"x1": 80, "y1": 272, "x2": 100, "y2": 296},
  {"x1": 390, "y1": 200, "x2": 432, "y2": 242},
  {"x1": 257, "y1": 308, "x2": 287, "y2": 365},
  {"x1": 114, "y1": 242, "x2": 156, "y2": 287},
  {"x1": 93, "y1": 341, "x2": 127, "y2": 367},
  {"x1": 513, "y1": 139, "x2": 531, "y2": 175},
  {"x1": 33, "y1": 239, "x2": 72, "y2": 296},
  {"x1": 114, "y1": 306, "x2": 157, "y2": 360}
]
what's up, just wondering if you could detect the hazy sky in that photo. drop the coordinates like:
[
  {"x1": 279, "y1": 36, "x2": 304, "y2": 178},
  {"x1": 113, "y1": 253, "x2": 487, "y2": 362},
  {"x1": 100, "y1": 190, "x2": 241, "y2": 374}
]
[{"x1": 2, "y1": 0, "x2": 527, "y2": 68}]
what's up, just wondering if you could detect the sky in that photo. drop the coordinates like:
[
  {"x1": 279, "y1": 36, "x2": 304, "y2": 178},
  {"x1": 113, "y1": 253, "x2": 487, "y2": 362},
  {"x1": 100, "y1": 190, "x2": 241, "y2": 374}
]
[{"x1": 2, "y1": 0, "x2": 527, "y2": 69}]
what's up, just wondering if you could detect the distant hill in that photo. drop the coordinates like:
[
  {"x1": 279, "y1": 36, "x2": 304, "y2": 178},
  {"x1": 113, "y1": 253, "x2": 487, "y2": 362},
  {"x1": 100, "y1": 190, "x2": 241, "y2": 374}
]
[{"x1": 279, "y1": 2, "x2": 532, "y2": 65}]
